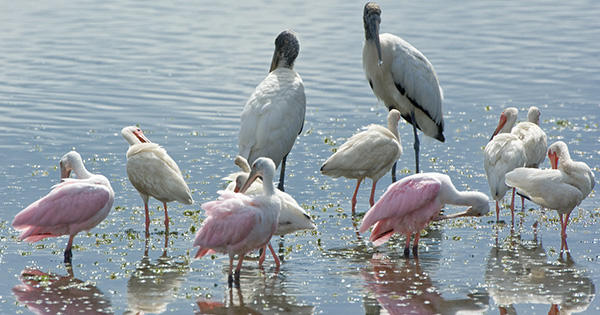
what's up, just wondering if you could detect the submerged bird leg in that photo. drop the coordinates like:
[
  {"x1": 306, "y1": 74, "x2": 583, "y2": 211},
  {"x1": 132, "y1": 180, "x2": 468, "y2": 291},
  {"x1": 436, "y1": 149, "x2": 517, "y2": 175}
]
[
  {"x1": 144, "y1": 203, "x2": 151, "y2": 238},
  {"x1": 369, "y1": 180, "x2": 377, "y2": 207},
  {"x1": 410, "y1": 110, "x2": 420, "y2": 174},
  {"x1": 351, "y1": 179, "x2": 363, "y2": 214},
  {"x1": 278, "y1": 155, "x2": 288, "y2": 192},
  {"x1": 560, "y1": 213, "x2": 570, "y2": 252},
  {"x1": 228, "y1": 257, "x2": 235, "y2": 288},
  {"x1": 391, "y1": 161, "x2": 397, "y2": 183},
  {"x1": 163, "y1": 202, "x2": 169, "y2": 230},
  {"x1": 403, "y1": 233, "x2": 412, "y2": 258},
  {"x1": 267, "y1": 242, "x2": 281, "y2": 268},
  {"x1": 234, "y1": 257, "x2": 245, "y2": 287},
  {"x1": 412, "y1": 232, "x2": 421, "y2": 258},
  {"x1": 64, "y1": 235, "x2": 75, "y2": 264}
]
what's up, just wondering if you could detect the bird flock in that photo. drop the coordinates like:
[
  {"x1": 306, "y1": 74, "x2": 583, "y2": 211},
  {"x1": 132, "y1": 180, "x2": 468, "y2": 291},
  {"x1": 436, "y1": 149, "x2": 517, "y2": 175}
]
[{"x1": 11, "y1": 2, "x2": 595, "y2": 288}]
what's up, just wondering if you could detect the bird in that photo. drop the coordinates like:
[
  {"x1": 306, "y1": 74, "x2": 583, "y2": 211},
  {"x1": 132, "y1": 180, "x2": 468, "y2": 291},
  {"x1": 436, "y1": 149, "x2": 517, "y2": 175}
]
[
  {"x1": 12, "y1": 151, "x2": 114, "y2": 263},
  {"x1": 484, "y1": 107, "x2": 526, "y2": 222},
  {"x1": 359, "y1": 172, "x2": 490, "y2": 258},
  {"x1": 238, "y1": 30, "x2": 306, "y2": 192},
  {"x1": 510, "y1": 106, "x2": 547, "y2": 208},
  {"x1": 321, "y1": 109, "x2": 403, "y2": 214},
  {"x1": 193, "y1": 157, "x2": 281, "y2": 287},
  {"x1": 362, "y1": 2, "x2": 444, "y2": 177},
  {"x1": 121, "y1": 126, "x2": 193, "y2": 237},
  {"x1": 505, "y1": 141, "x2": 595, "y2": 252}
]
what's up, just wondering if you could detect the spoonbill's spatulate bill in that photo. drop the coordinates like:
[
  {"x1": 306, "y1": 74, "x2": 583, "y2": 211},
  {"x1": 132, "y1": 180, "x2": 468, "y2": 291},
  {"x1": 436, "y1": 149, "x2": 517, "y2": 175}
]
[
  {"x1": 505, "y1": 141, "x2": 595, "y2": 252},
  {"x1": 193, "y1": 157, "x2": 281, "y2": 287},
  {"x1": 239, "y1": 30, "x2": 306, "y2": 192},
  {"x1": 321, "y1": 109, "x2": 402, "y2": 214},
  {"x1": 12, "y1": 151, "x2": 114, "y2": 263},
  {"x1": 484, "y1": 107, "x2": 526, "y2": 222},
  {"x1": 359, "y1": 172, "x2": 489, "y2": 258},
  {"x1": 121, "y1": 126, "x2": 193, "y2": 237},
  {"x1": 362, "y1": 2, "x2": 444, "y2": 177}
]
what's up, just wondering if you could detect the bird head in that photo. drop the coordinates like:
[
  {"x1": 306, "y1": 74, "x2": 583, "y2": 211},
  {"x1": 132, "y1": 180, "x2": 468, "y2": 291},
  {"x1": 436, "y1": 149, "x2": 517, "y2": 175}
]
[
  {"x1": 270, "y1": 30, "x2": 300, "y2": 72},
  {"x1": 363, "y1": 2, "x2": 382, "y2": 65}
]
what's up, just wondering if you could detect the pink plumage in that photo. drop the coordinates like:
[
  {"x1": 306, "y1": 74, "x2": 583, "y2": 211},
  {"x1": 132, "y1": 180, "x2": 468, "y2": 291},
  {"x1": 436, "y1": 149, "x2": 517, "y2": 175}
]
[
  {"x1": 359, "y1": 172, "x2": 489, "y2": 257},
  {"x1": 12, "y1": 151, "x2": 114, "y2": 263}
]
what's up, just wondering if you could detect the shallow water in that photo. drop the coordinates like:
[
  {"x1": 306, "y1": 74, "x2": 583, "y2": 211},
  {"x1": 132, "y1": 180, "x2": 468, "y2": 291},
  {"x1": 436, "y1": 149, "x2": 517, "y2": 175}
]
[{"x1": 1, "y1": 0, "x2": 599, "y2": 314}]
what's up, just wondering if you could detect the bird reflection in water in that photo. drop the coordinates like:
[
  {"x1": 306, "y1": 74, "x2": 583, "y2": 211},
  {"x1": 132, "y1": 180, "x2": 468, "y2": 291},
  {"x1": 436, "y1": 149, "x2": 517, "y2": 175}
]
[
  {"x1": 362, "y1": 254, "x2": 489, "y2": 314},
  {"x1": 195, "y1": 270, "x2": 314, "y2": 314},
  {"x1": 125, "y1": 237, "x2": 188, "y2": 314},
  {"x1": 485, "y1": 232, "x2": 595, "y2": 314},
  {"x1": 12, "y1": 264, "x2": 113, "y2": 314}
]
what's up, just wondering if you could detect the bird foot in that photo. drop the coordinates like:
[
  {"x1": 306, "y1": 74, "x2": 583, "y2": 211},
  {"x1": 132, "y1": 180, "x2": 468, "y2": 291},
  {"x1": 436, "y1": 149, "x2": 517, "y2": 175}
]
[
  {"x1": 403, "y1": 247, "x2": 410, "y2": 258},
  {"x1": 64, "y1": 249, "x2": 73, "y2": 264}
]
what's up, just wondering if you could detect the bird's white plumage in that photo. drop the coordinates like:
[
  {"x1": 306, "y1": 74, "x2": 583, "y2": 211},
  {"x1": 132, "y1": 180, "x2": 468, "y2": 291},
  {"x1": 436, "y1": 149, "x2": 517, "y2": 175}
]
[
  {"x1": 484, "y1": 133, "x2": 526, "y2": 202},
  {"x1": 511, "y1": 106, "x2": 547, "y2": 168},
  {"x1": 239, "y1": 67, "x2": 306, "y2": 168}
]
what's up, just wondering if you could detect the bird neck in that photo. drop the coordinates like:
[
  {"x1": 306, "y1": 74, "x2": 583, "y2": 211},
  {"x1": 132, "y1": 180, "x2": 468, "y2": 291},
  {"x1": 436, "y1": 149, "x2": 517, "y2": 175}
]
[
  {"x1": 72, "y1": 164, "x2": 94, "y2": 179},
  {"x1": 262, "y1": 180, "x2": 275, "y2": 196},
  {"x1": 387, "y1": 118, "x2": 400, "y2": 141},
  {"x1": 448, "y1": 190, "x2": 487, "y2": 208}
]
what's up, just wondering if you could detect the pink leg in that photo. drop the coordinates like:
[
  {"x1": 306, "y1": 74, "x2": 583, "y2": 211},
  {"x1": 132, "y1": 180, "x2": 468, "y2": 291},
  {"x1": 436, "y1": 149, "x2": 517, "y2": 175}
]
[
  {"x1": 267, "y1": 242, "x2": 281, "y2": 268},
  {"x1": 227, "y1": 256, "x2": 235, "y2": 287},
  {"x1": 351, "y1": 179, "x2": 363, "y2": 215},
  {"x1": 144, "y1": 203, "x2": 151, "y2": 238},
  {"x1": 495, "y1": 201, "x2": 500, "y2": 222},
  {"x1": 413, "y1": 231, "x2": 421, "y2": 258},
  {"x1": 510, "y1": 188, "x2": 516, "y2": 222},
  {"x1": 258, "y1": 246, "x2": 266, "y2": 266},
  {"x1": 560, "y1": 213, "x2": 571, "y2": 252},
  {"x1": 521, "y1": 195, "x2": 525, "y2": 210},
  {"x1": 369, "y1": 180, "x2": 377, "y2": 207},
  {"x1": 163, "y1": 202, "x2": 169, "y2": 230},
  {"x1": 404, "y1": 233, "x2": 412, "y2": 257},
  {"x1": 234, "y1": 255, "x2": 245, "y2": 285}
]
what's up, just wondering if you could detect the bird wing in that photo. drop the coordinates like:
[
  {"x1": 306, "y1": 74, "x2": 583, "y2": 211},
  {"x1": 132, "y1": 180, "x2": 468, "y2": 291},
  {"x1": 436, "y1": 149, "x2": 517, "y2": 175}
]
[
  {"x1": 12, "y1": 179, "x2": 113, "y2": 241},
  {"x1": 194, "y1": 194, "x2": 259, "y2": 250},
  {"x1": 511, "y1": 122, "x2": 547, "y2": 167},
  {"x1": 239, "y1": 69, "x2": 306, "y2": 167},
  {"x1": 127, "y1": 145, "x2": 192, "y2": 204},
  {"x1": 359, "y1": 175, "x2": 442, "y2": 233},
  {"x1": 321, "y1": 125, "x2": 401, "y2": 180},
  {"x1": 385, "y1": 34, "x2": 443, "y2": 125}
]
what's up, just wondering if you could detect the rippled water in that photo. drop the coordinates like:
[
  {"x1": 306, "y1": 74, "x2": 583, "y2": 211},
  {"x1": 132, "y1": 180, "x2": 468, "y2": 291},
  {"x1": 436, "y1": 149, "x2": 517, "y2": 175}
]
[{"x1": 1, "y1": 0, "x2": 599, "y2": 314}]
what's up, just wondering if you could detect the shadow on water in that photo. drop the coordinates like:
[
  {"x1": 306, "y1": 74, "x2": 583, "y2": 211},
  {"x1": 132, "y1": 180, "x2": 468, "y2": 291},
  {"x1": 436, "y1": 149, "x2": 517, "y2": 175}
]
[
  {"x1": 361, "y1": 253, "x2": 489, "y2": 314},
  {"x1": 12, "y1": 265, "x2": 113, "y2": 314},
  {"x1": 125, "y1": 236, "x2": 189, "y2": 315},
  {"x1": 485, "y1": 228, "x2": 596, "y2": 314}
]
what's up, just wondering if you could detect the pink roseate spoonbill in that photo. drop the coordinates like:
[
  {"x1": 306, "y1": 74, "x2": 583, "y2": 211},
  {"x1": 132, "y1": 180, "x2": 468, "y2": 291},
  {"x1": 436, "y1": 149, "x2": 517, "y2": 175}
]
[
  {"x1": 359, "y1": 172, "x2": 489, "y2": 258},
  {"x1": 511, "y1": 106, "x2": 547, "y2": 208},
  {"x1": 193, "y1": 157, "x2": 281, "y2": 287},
  {"x1": 239, "y1": 30, "x2": 306, "y2": 192},
  {"x1": 484, "y1": 107, "x2": 526, "y2": 222},
  {"x1": 363, "y1": 2, "x2": 444, "y2": 177},
  {"x1": 121, "y1": 126, "x2": 193, "y2": 236},
  {"x1": 505, "y1": 141, "x2": 595, "y2": 252},
  {"x1": 321, "y1": 109, "x2": 403, "y2": 214},
  {"x1": 12, "y1": 151, "x2": 114, "y2": 263}
]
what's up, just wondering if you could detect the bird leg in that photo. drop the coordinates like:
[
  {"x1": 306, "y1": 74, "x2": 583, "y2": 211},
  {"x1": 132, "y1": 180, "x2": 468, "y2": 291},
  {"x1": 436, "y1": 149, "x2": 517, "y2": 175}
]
[
  {"x1": 234, "y1": 256, "x2": 245, "y2": 287},
  {"x1": 278, "y1": 155, "x2": 288, "y2": 192},
  {"x1": 495, "y1": 201, "x2": 500, "y2": 222},
  {"x1": 510, "y1": 188, "x2": 516, "y2": 222},
  {"x1": 412, "y1": 232, "x2": 420, "y2": 258},
  {"x1": 228, "y1": 257, "x2": 235, "y2": 288},
  {"x1": 144, "y1": 203, "x2": 151, "y2": 238},
  {"x1": 163, "y1": 202, "x2": 169, "y2": 231},
  {"x1": 267, "y1": 242, "x2": 281, "y2": 269},
  {"x1": 369, "y1": 180, "x2": 377, "y2": 207},
  {"x1": 64, "y1": 235, "x2": 75, "y2": 264},
  {"x1": 410, "y1": 110, "x2": 420, "y2": 174},
  {"x1": 403, "y1": 233, "x2": 412, "y2": 258},
  {"x1": 258, "y1": 246, "x2": 266, "y2": 266},
  {"x1": 351, "y1": 179, "x2": 363, "y2": 215},
  {"x1": 391, "y1": 162, "x2": 397, "y2": 183},
  {"x1": 560, "y1": 213, "x2": 570, "y2": 252}
]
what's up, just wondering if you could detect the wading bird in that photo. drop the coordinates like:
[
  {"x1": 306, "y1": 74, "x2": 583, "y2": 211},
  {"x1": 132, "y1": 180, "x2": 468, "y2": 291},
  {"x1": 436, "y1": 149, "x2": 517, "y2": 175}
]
[
  {"x1": 359, "y1": 172, "x2": 489, "y2": 258},
  {"x1": 12, "y1": 151, "x2": 114, "y2": 263},
  {"x1": 321, "y1": 109, "x2": 402, "y2": 214},
  {"x1": 362, "y1": 2, "x2": 444, "y2": 177},
  {"x1": 121, "y1": 126, "x2": 193, "y2": 236},
  {"x1": 484, "y1": 107, "x2": 526, "y2": 222},
  {"x1": 505, "y1": 141, "x2": 595, "y2": 252},
  {"x1": 193, "y1": 158, "x2": 281, "y2": 287},
  {"x1": 239, "y1": 30, "x2": 306, "y2": 192}
]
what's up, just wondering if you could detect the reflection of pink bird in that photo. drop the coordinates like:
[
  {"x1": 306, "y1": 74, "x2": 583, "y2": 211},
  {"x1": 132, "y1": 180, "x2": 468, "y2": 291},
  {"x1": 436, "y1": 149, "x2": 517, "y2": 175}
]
[
  {"x1": 505, "y1": 141, "x2": 595, "y2": 252},
  {"x1": 12, "y1": 151, "x2": 114, "y2": 263},
  {"x1": 321, "y1": 109, "x2": 402, "y2": 214},
  {"x1": 484, "y1": 107, "x2": 526, "y2": 222},
  {"x1": 193, "y1": 157, "x2": 281, "y2": 287},
  {"x1": 121, "y1": 126, "x2": 193, "y2": 236},
  {"x1": 359, "y1": 172, "x2": 489, "y2": 258}
]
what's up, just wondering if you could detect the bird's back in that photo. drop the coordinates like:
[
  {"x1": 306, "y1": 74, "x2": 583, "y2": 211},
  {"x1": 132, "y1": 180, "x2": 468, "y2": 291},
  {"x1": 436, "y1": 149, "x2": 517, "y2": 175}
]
[
  {"x1": 512, "y1": 122, "x2": 547, "y2": 168},
  {"x1": 239, "y1": 68, "x2": 306, "y2": 167},
  {"x1": 484, "y1": 133, "x2": 526, "y2": 200}
]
